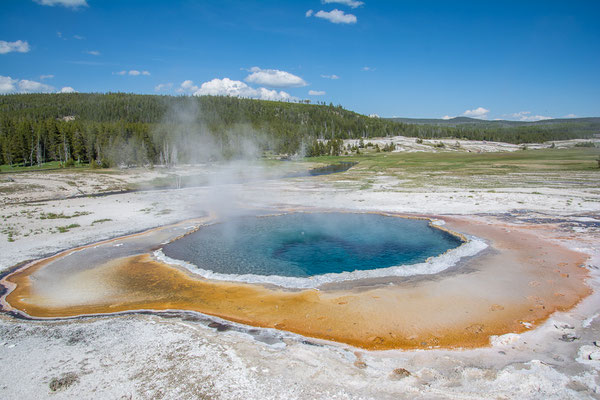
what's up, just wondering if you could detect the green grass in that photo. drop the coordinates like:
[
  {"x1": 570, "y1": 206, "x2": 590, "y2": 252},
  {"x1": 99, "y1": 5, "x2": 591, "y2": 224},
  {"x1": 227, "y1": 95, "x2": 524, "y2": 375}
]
[
  {"x1": 40, "y1": 212, "x2": 68, "y2": 219},
  {"x1": 91, "y1": 218, "x2": 112, "y2": 225},
  {"x1": 304, "y1": 148, "x2": 599, "y2": 189},
  {"x1": 0, "y1": 161, "x2": 62, "y2": 173},
  {"x1": 0, "y1": 161, "x2": 124, "y2": 175},
  {"x1": 306, "y1": 148, "x2": 599, "y2": 175},
  {"x1": 40, "y1": 211, "x2": 91, "y2": 220},
  {"x1": 0, "y1": 183, "x2": 45, "y2": 194},
  {"x1": 56, "y1": 224, "x2": 80, "y2": 233},
  {"x1": 574, "y1": 141, "x2": 598, "y2": 148},
  {"x1": 2, "y1": 227, "x2": 17, "y2": 242},
  {"x1": 0, "y1": 161, "x2": 94, "y2": 173}
]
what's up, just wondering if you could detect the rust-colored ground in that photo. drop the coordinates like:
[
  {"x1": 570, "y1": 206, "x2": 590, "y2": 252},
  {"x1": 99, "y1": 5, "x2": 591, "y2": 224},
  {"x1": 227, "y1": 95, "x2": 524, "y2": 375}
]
[{"x1": 1, "y1": 216, "x2": 591, "y2": 350}]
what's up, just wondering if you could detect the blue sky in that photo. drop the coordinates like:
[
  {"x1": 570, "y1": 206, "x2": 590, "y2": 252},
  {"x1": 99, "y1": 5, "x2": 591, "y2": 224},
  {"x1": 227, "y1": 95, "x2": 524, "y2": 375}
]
[{"x1": 1, "y1": 0, "x2": 599, "y2": 120}]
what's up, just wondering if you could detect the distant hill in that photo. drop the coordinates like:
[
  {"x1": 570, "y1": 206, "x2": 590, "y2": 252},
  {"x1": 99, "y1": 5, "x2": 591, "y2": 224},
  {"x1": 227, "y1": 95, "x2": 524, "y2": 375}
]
[{"x1": 387, "y1": 116, "x2": 600, "y2": 128}]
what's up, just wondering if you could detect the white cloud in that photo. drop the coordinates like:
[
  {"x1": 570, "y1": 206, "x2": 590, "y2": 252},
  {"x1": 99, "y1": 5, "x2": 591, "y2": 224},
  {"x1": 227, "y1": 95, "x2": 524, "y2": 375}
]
[
  {"x1": 18, "y1": 79, "x2": 54, "y2": 92},
  {"x1": 305, "y1": 9, "x2": 314, "y2": 17},
  {"x1": 73, "y1": 35, "x2": 85, "y2": 40},
  {"x1": 114, "y1": 70, "x2": 150, "y2": 76},
  {"x1": 322, "y1": 0, "x2": 364, "y2": 9},
  {"x1": 506, "y1": 111, "x2": 552, "y2": 122},
  {"x1": 177, "y1": 80, "x2": 199, "y2": 93},
  {"x1": 33, "y1": 0, "x2": 88, "y2": 8},
  {"x1": 0, "y1": 40, "x2": 30, "y2": 54},
  {"x1": 308, "y1": 90, "x2": 326, "y2": 96},
  {"x1": 155, "y1": 83, "x2": 173, "y2": 92},
  {"x1": 251, "y1": 87, "x2": 294, "y2": 101},
  {"x1": 321, "y1": 74, "x2": 339, "y2": 79},
  {"x1": 442, "y1": 115, "x2": 452, "y2": 120},
  {"x1": 0, "y1": 76, "x2": 17, "y2": 93},
  {"x1": 58, "y1": 86, "x2": 76, "y2": 93},
  {"x1": 85, "y1": 50, "x2": 100, "y2": 56},
  {"x1": 314, "y1": 9, "x2": 357, "y2": 24},
  {"x1": 361, "y1": 66, "x2": 374, "y2": 71},
  {"x1": 563, "y1": 113, "x2": 577, "y2": 118},
  {"x1": 0, "y1": 75, "x2": 55, "y2": 93},
  {"x1": 462, "y1": 107, "x2": 490, "y2": 119},
  {"x1": 245, "y1": 67, "x2": 307, "y2": 88},
  {"x1": 40, "y1": 74, "x2": 54, "y2": 80},
  {"x1": 181, "y1": 78, "x2": 295, "y2": 102}
]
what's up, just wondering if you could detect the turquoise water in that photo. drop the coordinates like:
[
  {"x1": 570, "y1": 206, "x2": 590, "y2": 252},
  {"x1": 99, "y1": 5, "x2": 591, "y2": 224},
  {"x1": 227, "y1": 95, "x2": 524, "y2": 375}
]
[{"x1": 162, "y1": 213, "x2": 463, "y2": 278}]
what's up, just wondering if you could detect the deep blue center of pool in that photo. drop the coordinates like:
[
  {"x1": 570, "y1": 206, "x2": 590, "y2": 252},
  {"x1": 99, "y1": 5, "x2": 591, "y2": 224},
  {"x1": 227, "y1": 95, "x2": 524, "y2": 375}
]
[{"x1": 162, "y1": 213, "x2": 463, "y2": 277}]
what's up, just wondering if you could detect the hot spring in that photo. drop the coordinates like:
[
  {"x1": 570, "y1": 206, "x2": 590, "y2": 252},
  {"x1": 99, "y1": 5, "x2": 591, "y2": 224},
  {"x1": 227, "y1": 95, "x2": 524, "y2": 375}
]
[
  {"x1": 3, "y1": 211, "x2": 588, "y2": 350},
  {"x1": 158, "y1": 213, "x2": 476, "y2": 288}
]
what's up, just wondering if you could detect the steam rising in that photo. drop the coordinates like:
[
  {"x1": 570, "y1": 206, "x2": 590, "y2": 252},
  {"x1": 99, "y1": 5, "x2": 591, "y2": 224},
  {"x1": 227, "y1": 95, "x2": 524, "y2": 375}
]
[
  {"x1": 153, "y1": 97, "x2": 266, "y2": 165},
  {"x1": 146, "y1": 97, "x2": 277, "y2": 221}
]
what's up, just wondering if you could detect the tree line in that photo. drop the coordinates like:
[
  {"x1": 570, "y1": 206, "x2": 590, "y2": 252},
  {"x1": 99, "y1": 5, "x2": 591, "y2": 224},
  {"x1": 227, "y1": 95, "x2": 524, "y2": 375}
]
[{"x1": 0, "y1": 93, "x2": 596, "y2": 166}]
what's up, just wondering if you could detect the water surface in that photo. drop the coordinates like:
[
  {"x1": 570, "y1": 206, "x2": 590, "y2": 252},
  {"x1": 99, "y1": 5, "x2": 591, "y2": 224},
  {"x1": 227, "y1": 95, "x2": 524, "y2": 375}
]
[{"x1": 162, "y1": 213, "x2": 463, "y2": 278}]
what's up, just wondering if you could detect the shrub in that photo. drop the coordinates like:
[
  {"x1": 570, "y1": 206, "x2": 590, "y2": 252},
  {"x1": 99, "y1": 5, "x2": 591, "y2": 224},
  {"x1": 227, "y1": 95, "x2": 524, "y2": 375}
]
[
  {"x1": 91, "y1": 218, "x2": 112, "y2": 225},
  {"x1": 381, "y1": 142, "x2": 395, "y2": 152},
  {"x1": 56, "y1": 224, "x2": 80, "y2": 233},
  {"x1": 574, "y1": 141, "x2": 597, "y2": 148},
  {"x1": 49, "y1": 373, "x2": 78, "y2": 392}
]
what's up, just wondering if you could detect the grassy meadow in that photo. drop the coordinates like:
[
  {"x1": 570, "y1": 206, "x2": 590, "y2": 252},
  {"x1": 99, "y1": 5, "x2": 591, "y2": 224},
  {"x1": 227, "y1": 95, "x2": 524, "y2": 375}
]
[{"x1": 307, "y1": 147, "x2": 600, "y2": 190}]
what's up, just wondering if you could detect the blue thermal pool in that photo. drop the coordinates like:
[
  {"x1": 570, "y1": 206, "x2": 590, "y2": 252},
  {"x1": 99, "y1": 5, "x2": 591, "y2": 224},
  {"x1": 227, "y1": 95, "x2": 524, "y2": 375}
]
[{"x1": 160, "y1": 213, "x2": 465, "y2": 282}]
